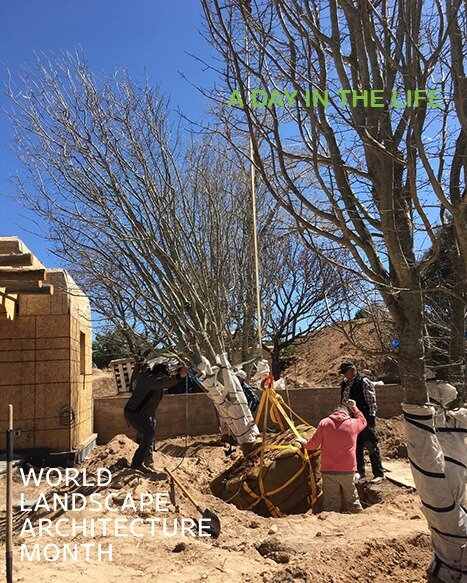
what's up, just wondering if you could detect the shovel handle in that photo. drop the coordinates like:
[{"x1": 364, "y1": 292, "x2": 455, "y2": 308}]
[{"x1": 165, "y1": 467, "x2": 200, "y2": 511}]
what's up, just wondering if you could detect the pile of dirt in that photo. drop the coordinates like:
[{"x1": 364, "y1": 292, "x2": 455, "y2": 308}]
[
  {"x1": 283, "y1": 320, "x2": 399, "y2": 387},
  {"x1": 1, "y1": 420, "x2": 432, "y2": 583},
  {"x1": 92, "y1": 369, "x2": 117, "y2": 398},
  {"x1": 377, "y1": 416, "x2": 408, "y2": 459}
]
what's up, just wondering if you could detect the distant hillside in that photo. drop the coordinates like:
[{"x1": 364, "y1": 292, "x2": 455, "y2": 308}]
[{"x1": 282, "y1": 319, "x2": 399, "y2": 388}]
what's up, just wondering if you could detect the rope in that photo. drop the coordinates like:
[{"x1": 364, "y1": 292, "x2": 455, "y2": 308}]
[{"x1": 239, "y1": 378, "x2": 321, "y2": 515}]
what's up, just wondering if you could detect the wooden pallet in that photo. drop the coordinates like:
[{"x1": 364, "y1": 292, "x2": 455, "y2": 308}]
[{"x1": 383, "y1": 459, "x2": 416, "y2": 489}]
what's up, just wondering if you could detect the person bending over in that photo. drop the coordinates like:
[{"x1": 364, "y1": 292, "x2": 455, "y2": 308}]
[{"x1": 124, "y1": 361, "x2": 189, "y2": 471}]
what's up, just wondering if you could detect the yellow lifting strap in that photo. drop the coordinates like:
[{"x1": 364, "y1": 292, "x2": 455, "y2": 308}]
[
  {"x1": 240, "y1": 445, "x2": 320, "y2": 514},
  {"x1": 256, "y1": 383, "x2": 309, "y2": 439},
  {"x1": 248, "y1": 379, "x2": 321, "y2": 514}
]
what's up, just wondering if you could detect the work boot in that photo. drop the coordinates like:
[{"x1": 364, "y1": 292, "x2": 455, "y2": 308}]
[
  {"x1": 220, "y1": 434, "x2": 237, "y2": 446},
  {"x1": 143, "y1": 455, "x2": 157, "y2": 471},
  {"x1": 370, "y1": 476, "x2": 384, "y2": 484}
]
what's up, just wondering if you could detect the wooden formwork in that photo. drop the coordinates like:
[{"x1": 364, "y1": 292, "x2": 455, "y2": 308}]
[{"x1": 109, "y1": 358, "x2": 135, "y2": 394}]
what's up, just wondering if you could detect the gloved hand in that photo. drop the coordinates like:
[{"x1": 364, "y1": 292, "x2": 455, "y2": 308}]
[
  {"x1": 347, "y1": 399, "x2": 356, "y2": 410},
  {"x1": 295, "y1": 437, "x2": 308, "y2": 448},
  {"x1": 368, "y1": 415, "x2": 376, "y2": 427},
  {"x1": 178, "y1": 365, "x2": 190, "y2": 378}
]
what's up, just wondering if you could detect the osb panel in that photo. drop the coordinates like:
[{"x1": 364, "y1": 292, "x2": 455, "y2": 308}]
[
  {"x1": 35, "y1": 348, "x2": 70, "y2": 361},
  {"x1": 35, "y1": 314, "x2": 70, "y2": 338},
  {"x1": 34, "y1": 384, "x2": 70, "y2": 431},
  {"x1": 70, "y1": 359, "x2": 80, "y2": 380},
  {"x1": 36, "y1": 337, "x2": 70, "y2": 350},
  {"x1": 70, "y1": 377, "x2": 93, "y2": 447},
  {"x1": 0, "y1": 385, "x2": 36, "y2": 422},
  {"x1": 0, "y1": 420, "x2": 36, "y2": 450},
  {"x1": 0, "y1": 386, "x2": 37, "y2": 449},
  {"x1": 72, "y1": 410, "x2": 93, "y2": 447},
  {"x1": 36, "y1": 359, "x2": 70, "y2": 385},
  {"x1": 19, "y1": 294, "x2": 53, "y2": 316},
  {"x1": 46, "y1": 269, "x2": 91, "y2": 323},
  {"x1": 0, "y1": 316, "x2": 36, "y2": 339},
  {"x1": 0, "y1": 337, "x2": 35, "y2": 351},
  {"x1": 0, "y1": 361, "x2": 35, "y2": 386},
  {"x1": 0, "y1": 349, "x2": 35, "y2": 363},
  {"x1": 33, "y1": 428, "x2": 71, "y2": 451},
  {"x1": 43, "y1": 270, "x2": 68, "y2": 313}
]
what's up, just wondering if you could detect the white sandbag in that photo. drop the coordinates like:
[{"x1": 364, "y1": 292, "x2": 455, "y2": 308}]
[{"x1": 427, "y1": 380, "x2": 458, "y2": 407}]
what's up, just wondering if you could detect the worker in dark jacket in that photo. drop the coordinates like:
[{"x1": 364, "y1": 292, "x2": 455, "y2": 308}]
[
  {"x1": 339, "y1": 360, "x2": 384, "y2": 482},
  {"x1": 124, "y1": 361, "x2": 189, "y2": 470},
  {"x1": 235, "y1": 369, "x2": 260, "y2": 415}
]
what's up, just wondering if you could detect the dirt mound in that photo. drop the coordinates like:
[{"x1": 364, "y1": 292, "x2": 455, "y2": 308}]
[
  {"x1": 377, "y1": 416, "x2": 408, "y2": 459},
  {"x1": 2, "y1": 423, "x2": 432, "y2": 582},
  {"x1": 283, "y1": 320, "x2": 399, "y2": 387},
  {"x1": 92, "y1": 369, "x2": 117, "y2": 398},
  {"x1": 267, "y1": 533, "x2": 432, "y2": 583}
]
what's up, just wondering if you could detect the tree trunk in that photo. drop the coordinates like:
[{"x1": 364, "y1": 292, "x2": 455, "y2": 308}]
[
  {"x1": 446, "y1": 225, "x2": 466, "y2": 391},
  {"x1": 271, "y1": 342, "x2": 282, "y2": 380},
  {"x1": 389, "y1": 290, "x2": 427, "y2": 405}
]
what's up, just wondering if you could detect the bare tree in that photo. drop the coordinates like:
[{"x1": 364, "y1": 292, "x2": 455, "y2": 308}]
[
  {"x1": 200, "y1": 0, "x2": 466, "y2": 404},
  {"x1": 261, "y1": 225, "x2": 358, "y2": 377},
  {"x1": 6, "y1": 53, "x2": 351, "y2": 373},
  {"x1": 6, "y1": 55, "x2": 259, "y2": 363},
  {"x1": 201, "y1": 1, "x2": 466, "y2": 578}
]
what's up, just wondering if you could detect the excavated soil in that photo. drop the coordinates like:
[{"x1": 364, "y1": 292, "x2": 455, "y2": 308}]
[
  {"x1": 0, "y1": 418, "x2": 432, "y2": 583},
  {"x1": 284, "y1": 320, "x2": 399, "y2": 387}
]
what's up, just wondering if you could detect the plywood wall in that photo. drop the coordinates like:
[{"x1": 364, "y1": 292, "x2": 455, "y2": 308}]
[{"x1": 0, "y1": 269, "x2": 93, "y2": 453}]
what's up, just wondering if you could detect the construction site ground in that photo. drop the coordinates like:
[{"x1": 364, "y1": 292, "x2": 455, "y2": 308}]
[{"x1": 1, "y1": 417, "x2": 432, "y2": 583}]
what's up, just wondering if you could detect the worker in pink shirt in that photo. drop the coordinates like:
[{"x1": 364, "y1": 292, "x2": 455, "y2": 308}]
[{"x1": 297, "y1": 399, "x2": 367, "y2": 513}]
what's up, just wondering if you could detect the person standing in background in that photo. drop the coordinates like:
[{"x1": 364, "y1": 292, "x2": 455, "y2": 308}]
[{"x1": 339, "y1": 360, "x2": 384, "y2": 482}]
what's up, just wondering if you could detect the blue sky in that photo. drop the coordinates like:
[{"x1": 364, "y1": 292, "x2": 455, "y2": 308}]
[{"x1": 0, "y1": 0, "x2": 213, "y2": 267}]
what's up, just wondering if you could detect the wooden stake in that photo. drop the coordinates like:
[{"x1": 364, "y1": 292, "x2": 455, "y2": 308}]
[{"x1": 6, "y1": 404, "x2": 13, "y2": 583}]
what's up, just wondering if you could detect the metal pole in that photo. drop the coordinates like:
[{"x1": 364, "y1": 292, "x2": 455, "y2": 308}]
[{"x1": 6, "y1": 403, "x2": 14, "y2": 583}]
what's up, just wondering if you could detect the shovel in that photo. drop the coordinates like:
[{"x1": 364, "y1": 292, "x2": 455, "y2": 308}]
[{"x1": 165, "y1": 468, "x2": 221, "y2": 538}]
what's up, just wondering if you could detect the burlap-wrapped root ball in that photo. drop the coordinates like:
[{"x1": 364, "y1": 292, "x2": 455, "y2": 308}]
[{"x1": 210, "y1": 424, "x2": 322, "y2": 517}]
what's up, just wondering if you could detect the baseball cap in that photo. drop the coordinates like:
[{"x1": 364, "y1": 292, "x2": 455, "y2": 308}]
[
  {"x1": 235, "y1": 369, "x2": 247, "y2": 380},
  {"x1": 339, "y1": 360, "x2": 355, "y2": 374}
]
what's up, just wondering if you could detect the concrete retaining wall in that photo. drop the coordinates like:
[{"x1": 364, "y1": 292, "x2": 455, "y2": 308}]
[{"x1": 94, "y1": 384, "x2": 404, "y2": 444}]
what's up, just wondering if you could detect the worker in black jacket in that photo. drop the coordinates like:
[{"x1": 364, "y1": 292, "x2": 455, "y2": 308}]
[
  {"x1": 124, "y1": 361, "x2": 189, "y2": 470},
  {"x1": 339, "y1": 360, "x2": 384, "y2": 482}
]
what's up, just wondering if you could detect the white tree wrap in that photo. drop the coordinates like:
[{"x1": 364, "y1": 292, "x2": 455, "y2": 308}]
[
  {"x1": 402, "y1": 400, "x2": 467, "y2": 583},
  {"x1": 196, "y1": 355, "x2": 259, "y2": 445}
]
